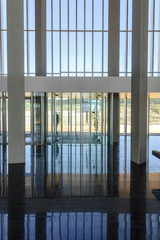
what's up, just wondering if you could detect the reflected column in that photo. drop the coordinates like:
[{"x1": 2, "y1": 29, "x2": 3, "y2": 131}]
[
  {"x1": 8, "y1": 164, "x2": 25, "y2": 239},
  {"x1": 107, "y1": 144, "x2": 119, "y2": 197},
  {"x1": 2, "y1": 145, "x2": 7, "y2": 198},
  {"x1": 36, "y1": 213, "x2": 46, "y2": 240},
  {"x1": 130, "y1": 162, "x2": 146, "y2": 239},
  {"x1": 107, "y1": 144, "x2": 119, "y2": 239},
  {"x1": 35, "y1": 145, "x2": 47, "y2": 198},
  {"x1": 107, "y1": 214, "x2": 119, "y2": 240}
]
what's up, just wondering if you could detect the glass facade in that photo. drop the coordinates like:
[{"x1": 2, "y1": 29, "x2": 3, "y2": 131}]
[
  {"x1": 0, "y1": 0, "x2": 7, "y2": 76},
  {"x1": 46, "y1": 0, "x2": 109, "y2": 76},
  {"x1": 1, "y1": 0, "x2": 160, "y2": 138},
  {"x1": 1, "y1": 0, "x2": 160, "y2": 77},
  {"x1": 24, "y1": 0, "x2": 36, "y2": 76},
  {"x1": 148, "y1": 0, "x2": 160, "y2": 76},
  {"x1": 1, "y1": 92, "x2": 160, "y2": 145},
  {"x1": 119, "y1": 0, "x2": 132, "y2": 76}
]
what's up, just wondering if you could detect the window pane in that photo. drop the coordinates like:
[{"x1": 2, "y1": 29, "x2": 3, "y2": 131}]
[
  {"x1": 24, "y1": 32, "x2": 27, "y2": 74},
  {"x1": 77, "y1": 0, "x2": 84, "y2": 30},
  {"x1": 94, "y1": 33, "x2": 102, "y2": 72},
  {"x1": 1, "y1": 0, "x2": 7, "y2": 29},
  {"x1": 28, "y1": 0, "x2": 35, "y2": 30},
  {"x1": 119, "y1": 32, "x2": 127, "y2": 73},
  {"x1": 28, "y1": 32, "x2": 35, "y2": 73},
  {"x1": 69, "y1": 32, "x2": 76, "y2": 72},
  {"x1": 53, "y1": 0, "x2": 59, "y2": 30},
  {"x1": 104, "y1": 0, "x2": 109, "y2": 30},
  {"x1": 93, "y1": 73, "x2": 102, "y2": 76},
  {"x1": 148, "y1": 32, "x2": 153, "y2": 74},
  {"x1": 85, "y1": 0, "x2": 92, "y2": 30},
  {"x1": 94, "y1": 0, "x2": 102, "y2": 30},
  {"x1": 24, "y1": 0, "x2": 27, "y2": 30},
  {"x1": 61, "y1": 0, "x2": 68, "y2": 30},
  {"x1": 85, "y1": 33, "x2": 92, "y2": 72},
  {"x1": 46, "y1": 0, "x2": 51, "y2": 30},
  {"x1": 69, "y1": 0, "x2": 76, "y2": 30},
  {"x1": 120, "y1": 0, "x2": 127, "y2": 30},
  {"x1": 77, "y1": 33, "x2": 84, "y2": 72},
  {"x1": 154, "y1": 0, "x2": 160, "y2": 30},
  {"x1": 148, "y1": 0, "x2": 154, "y2": 30},
  {"x1": 77, "y1": 73, "x2": 84, "y2": 76},
  {"x1": 127, "y1": 32, "x2": 132, "y2": 73},
  {"x1": 1, "y1": 31, "x2": 7, "y2": 75},
  {"x1": 103, "y1": 32, "x2": 108, "y2": 73},
  {"x1": 128, "y1": 0, "x2": 132, "y2": 31},
  {"x1": 61, "y1": 32, "x2": 68, "y2": 72},
  {"x1": 53, "y1": 32, "x2": 60, "y2": 73},
  {"x1": 47, "y1": 32, "x2": 52, "y2": 74},
  {"x1": 153, "y1": 32, "x2": 160, "y2": 72}
]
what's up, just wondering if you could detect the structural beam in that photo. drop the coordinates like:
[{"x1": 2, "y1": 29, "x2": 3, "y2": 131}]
[
  {"x1": 1, "y1": 76, "x2": 160, "y2": 92},
  {"x1": 108, "y1": 0, "x2": 120, "y2": 144},
  {"x1": 7, "y1": 0, "x2": 24, "y2": 164},
  {"x1": 131, "y1": 0, "x2": 148, "y2": 164}
]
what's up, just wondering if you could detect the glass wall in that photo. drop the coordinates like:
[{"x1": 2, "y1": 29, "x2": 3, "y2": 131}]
[
  {"x1": 1, "y1": 92, "x2": 160, "y2": 146},
  {"x1": 24, "y1": 0, "x2": 36, "y2": 76},
  {"x1": 148, "y1": 0, "x2": 160, "y2": 76},
  {"x1": 0, "y1": 92, "x2": 8, "y2": 145},
  {"x1": 120, "y1": 93, "x2": 131, "y2": 134},
  {"x1": 0, "y1": 0, "x2": 7, "y2": 76},
  {"x1": 119, "y1": 0, "x2": 132, "y2": 77},
  {"x1": 46, "y1": 0, "x2": 109, "y2": 76},
  {"x1": 148, "y1": 93, "x2": 160, "y2": 134},
  {"x1": 25, "y1": 92, "x2": 108, "y2": 144}
]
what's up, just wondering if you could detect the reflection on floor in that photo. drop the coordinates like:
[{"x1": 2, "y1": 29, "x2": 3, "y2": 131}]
[
  {"x1": 0, "y1": 136, "x2": 160, "y2": 238},
  {"x1": 1, "y1": 136, "x2": 160, "y2": 198},
  {"x1": 1, "y1": 212, "x2": 160, "y2": 239}
]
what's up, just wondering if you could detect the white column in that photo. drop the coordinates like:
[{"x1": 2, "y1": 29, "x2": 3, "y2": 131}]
[
  {"x1": 35, "y1": 0, "x2": 46, "y2": 145},
  {"x1": 108, "y1": 0, "x2": 120, "y2": 144},
  {"x1": 35, "y1": 0, "x2": 46, "y2": 76},
  {"x1": 131, "y1": 0, "x2": 148, "y2": 164},
  {"x1": 7, "y1": 0, "x2": 25, "y2": 164}
]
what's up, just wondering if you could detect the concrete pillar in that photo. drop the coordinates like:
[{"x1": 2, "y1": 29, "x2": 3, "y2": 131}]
[
  {"x1": 7, "y1": 3, "x2": 25, "y2": 234},
  {"x1": 131, "y1": 0, "x2": 148, "y2": 164},
  {"x1": 35, "y1": 0, "x2": 47, "y2": 145},
  {"x1": 35, "y1": 0, "x2": 46, "y2": 76},
  {"x1": 108, "y1": 0, "x2": 120, "y2": 144},
  {"x1": 7, "y1": 0, "x2": 25, "y2": 164}
]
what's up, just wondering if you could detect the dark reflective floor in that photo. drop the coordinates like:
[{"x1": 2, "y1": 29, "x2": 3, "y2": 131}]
[
  {"x1": 0, "y1": 136, "x2": 160, "y2": 239},
  {"x1": 1, "y1": 212, "x2": 160, "y2": 239}
]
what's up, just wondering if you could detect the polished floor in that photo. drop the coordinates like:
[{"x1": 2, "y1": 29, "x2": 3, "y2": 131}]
[{"x1": 0, "y1": 136, "x2": 160, "y2": 239}]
